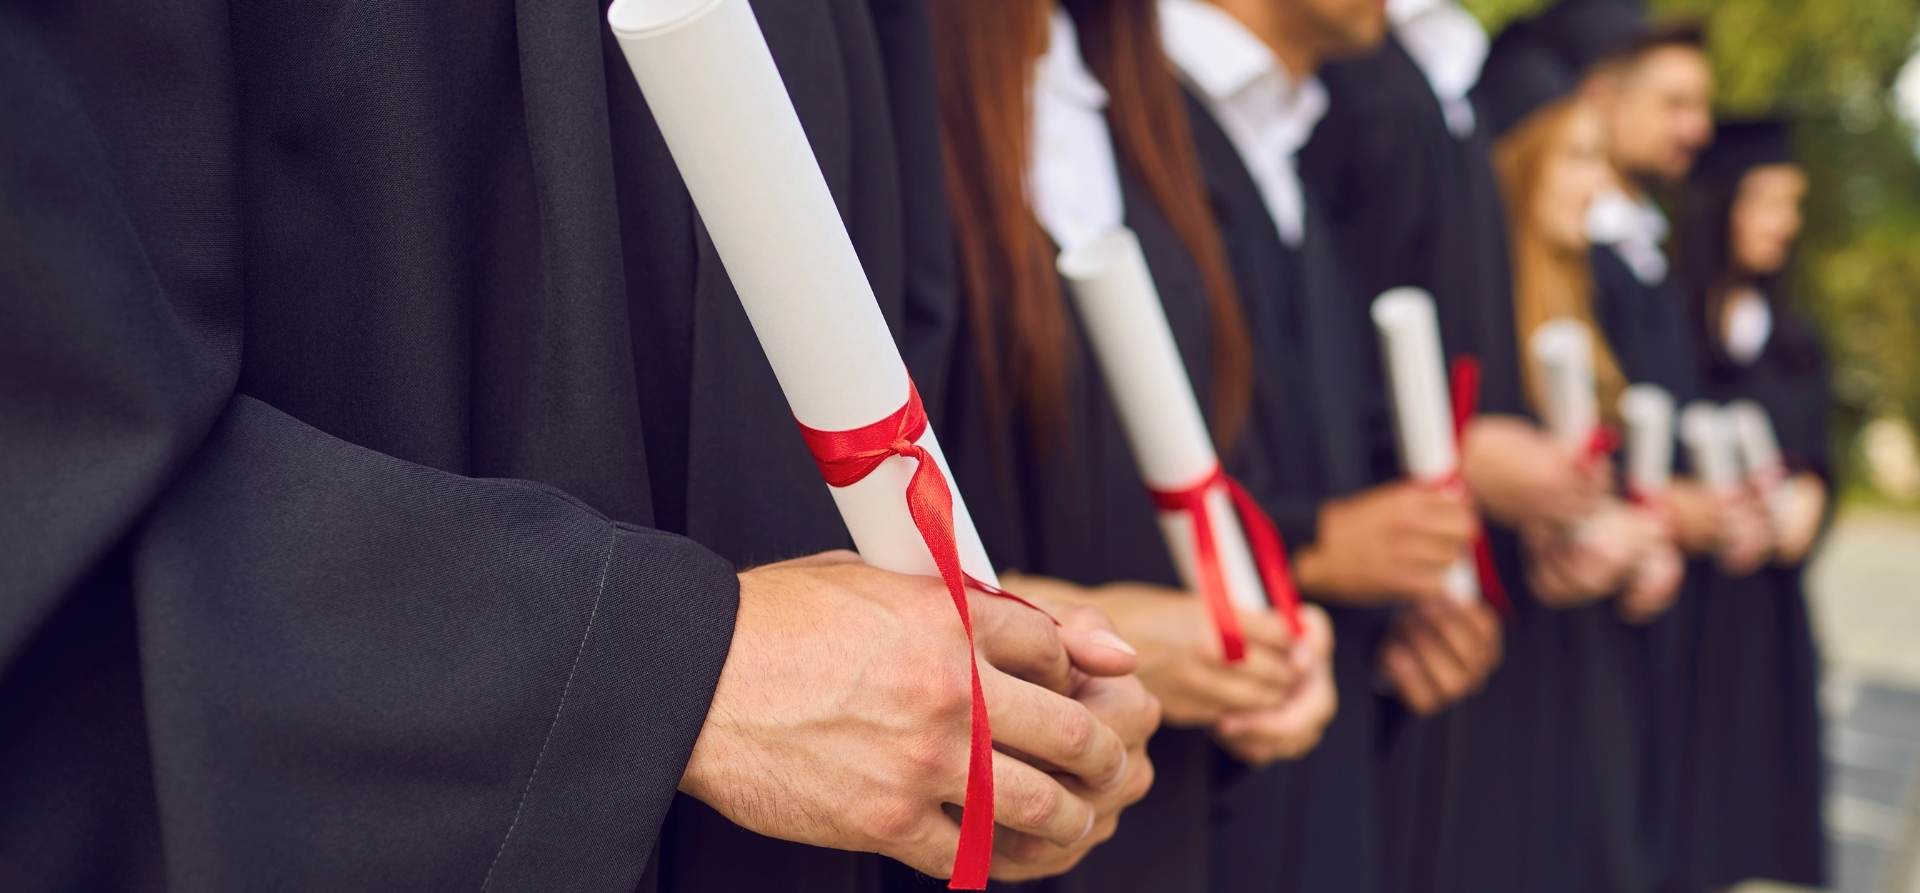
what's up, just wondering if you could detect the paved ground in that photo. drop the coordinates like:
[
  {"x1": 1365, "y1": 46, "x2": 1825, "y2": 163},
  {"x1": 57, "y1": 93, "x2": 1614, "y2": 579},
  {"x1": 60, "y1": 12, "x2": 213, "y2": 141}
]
[{"x1": 1741, "y1": 507, "x2": 1920, "y2": 893}]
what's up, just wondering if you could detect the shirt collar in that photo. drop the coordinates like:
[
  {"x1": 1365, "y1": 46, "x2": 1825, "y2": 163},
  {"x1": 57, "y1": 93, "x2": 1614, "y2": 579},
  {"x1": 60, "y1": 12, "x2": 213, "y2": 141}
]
[
  {"x1": 1037, "y1": 9, "x2": 1109, "y2": 110},
  {"x1": 1588, "y1": 188, "x2": 1672, "y2": 284},
  {"x1": 1390, "y1": 0, "x2": 1489, "y2": 138},
  {"x1": 1159, "y1": 0, "x2": 1285, "y2": 101}
]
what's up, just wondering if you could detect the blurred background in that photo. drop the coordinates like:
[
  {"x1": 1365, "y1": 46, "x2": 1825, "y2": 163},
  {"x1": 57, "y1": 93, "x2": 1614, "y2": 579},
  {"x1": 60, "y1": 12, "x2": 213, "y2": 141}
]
[{"x1": 1463, "y1": 2, "x2": 1920, "y2": 890}]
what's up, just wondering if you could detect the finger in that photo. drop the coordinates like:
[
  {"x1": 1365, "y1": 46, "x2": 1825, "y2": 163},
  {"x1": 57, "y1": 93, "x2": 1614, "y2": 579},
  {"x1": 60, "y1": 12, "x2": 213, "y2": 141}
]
[
  {"x1": 972, "y1": 595, "x2": 1074, "y2": 694},
  {"x1": 1054, "y1": 604, "x2": 1140, "y2": 679},
  {"x1": 1290, "y1": 606, "x2": 1336, "y2": 672},
  {"x1": 1233, "y1": 640, "x2": 1302, "y2": 693},
  {"x1": 1073, "y1": 675, "x2": 1162, "y2": 750},
  {"x1": 1180, "y1": 659, "x2": 1292, "y2": 713},
  {"x1": 1403, "y1": 622, "x2": 1474, "y2": 702},
  {"x1": 1381, "y1": 644, "x2": 1437, "y2": 714},
  {"x1": 1236, "y1": 608, "x2": 1296, "y2": 652},
  {"x1": 984, "y1": 670, "x2": 1128, "y2": 788},
  {"x1": 1418, "y1": 603, "x2": 1498, "y2": 679},
  {"x1": 892, "y1": 809, "x2": 961, "y2": 881},
  {"x1": 987, "y1": 751, "x2": 1096, "y2": 848},
  {"x1": 747, "y1": 549, "x2": 864, "y2": 572}
]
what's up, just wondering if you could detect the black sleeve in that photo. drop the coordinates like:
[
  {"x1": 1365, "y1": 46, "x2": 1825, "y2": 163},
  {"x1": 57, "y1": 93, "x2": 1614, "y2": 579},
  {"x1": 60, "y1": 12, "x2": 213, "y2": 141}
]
[{"x1": 0, "y1": 10, "x2": 736, "y2": 890}]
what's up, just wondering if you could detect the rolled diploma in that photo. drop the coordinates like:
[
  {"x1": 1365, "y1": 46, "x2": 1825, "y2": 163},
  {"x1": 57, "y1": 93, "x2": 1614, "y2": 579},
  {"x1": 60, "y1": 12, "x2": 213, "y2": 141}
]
[
  {"x1": 1679, "y1": 401, "x2": 1741, "y2": 492},
  {"x1": 1618, "y1": 384, "x2": 1676, "y2": 495},
  {"x1": 1528, "y1": 318, "x2": 1599, "y2": 449},
  {"x1": 1728, "y1": 399, "x2": 1795, "y2": 519},
  {"x1": 1371, "y1": 287, "x2": 1478, "y2": 602},
  {"x1": 609, "y1": 0, "x2": 995, "y2": 583},
  {"x1": 1059, "y1": 229, "x2": 1268, "y2": 611}
]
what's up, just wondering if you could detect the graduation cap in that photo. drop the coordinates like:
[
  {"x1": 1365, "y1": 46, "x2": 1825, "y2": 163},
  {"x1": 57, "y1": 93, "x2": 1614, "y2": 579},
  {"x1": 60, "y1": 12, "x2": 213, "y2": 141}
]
[
  {"x1": 1528, "y1": 0, "x2": 1705, "y2": 74},
  {"x1": 1690, "y1": 116, "x2": 1798, "y2": 188},
  {"x1": 1474, "y1": 20, "x2": 1579, "y2": 138}
]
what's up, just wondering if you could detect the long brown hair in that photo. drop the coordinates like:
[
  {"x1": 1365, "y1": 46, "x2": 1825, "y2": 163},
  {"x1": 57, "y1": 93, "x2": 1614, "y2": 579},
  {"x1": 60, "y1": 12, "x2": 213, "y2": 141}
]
[
  {"x1": 1493, "y1": 97, "x2": 1629, "y2": 422},
  {"x1": 929, "y1": 0, "x2": 1253, "y2": 451}
]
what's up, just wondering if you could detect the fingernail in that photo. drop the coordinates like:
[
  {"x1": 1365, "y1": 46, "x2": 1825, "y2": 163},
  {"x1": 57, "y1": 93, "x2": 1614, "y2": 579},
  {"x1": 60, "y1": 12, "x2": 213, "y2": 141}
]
[
  {"x1": 1090, "y1": 630, "x2": 1137, "y2": 656},
  {"x1": 1073, "y1": 809, "x2": 1096, "y2": 845}
]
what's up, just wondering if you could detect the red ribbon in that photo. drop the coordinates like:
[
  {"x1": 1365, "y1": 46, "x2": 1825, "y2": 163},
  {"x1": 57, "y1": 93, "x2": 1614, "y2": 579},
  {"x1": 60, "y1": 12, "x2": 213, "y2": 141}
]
[
  {"x1": 793, "y1": 381, "x2": 1021, "y2": 891},
  {"x1": 1447, "y1": 356, "x2": 1511, "y2": 616},
  {"x1": 1148, "y1": 466, "x2": 1304, "y2": 662},
  {"x1": 1582, "y1": 426, "x2": 1621, "y2": 468}
]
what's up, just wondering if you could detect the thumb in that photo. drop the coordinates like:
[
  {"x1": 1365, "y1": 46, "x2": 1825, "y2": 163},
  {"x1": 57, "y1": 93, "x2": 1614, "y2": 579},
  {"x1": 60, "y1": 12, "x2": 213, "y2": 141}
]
[{"x1": 1055, "y1": 605, "x2": 1140, "y2": 678}]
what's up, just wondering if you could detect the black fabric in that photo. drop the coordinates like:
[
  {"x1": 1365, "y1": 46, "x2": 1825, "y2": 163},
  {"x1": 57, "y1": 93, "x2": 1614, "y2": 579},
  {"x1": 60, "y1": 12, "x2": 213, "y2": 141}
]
[
  {"x1": 1186, "y1": 85, "x2": 1401, "y2": 893},
  {"x1": 1474, "y1": 15, "x2": 1581, "y2": 140},
  {"x1": 0, "y1": 0, "x2": 950, "y2": 889}
]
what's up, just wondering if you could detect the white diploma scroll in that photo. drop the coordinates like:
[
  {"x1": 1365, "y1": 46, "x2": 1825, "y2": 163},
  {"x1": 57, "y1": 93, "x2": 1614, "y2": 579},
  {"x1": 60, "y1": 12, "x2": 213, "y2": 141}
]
[
  {"x1": 1371, "y1": 287, "x2": 1478, "y2": 602},
  {"x1": 1618, "y1": 384, "x2": 1676, "y2": 496},
  {"x1": 1728, "y1": 399, "x2": 1797, "y2": 520},
  {"x1": 1679, "y1": 401, "x2": 1742, "y2": 492},
  {"x1": 1059, "y1": 228, "x2": 1269, "y2": 611},
  {"x1": 608, "y1": 0, "x2": 995, "y2": 585},
  {"x1": 1528, "y1": 318, "x2": 1600, "y2": 449}
]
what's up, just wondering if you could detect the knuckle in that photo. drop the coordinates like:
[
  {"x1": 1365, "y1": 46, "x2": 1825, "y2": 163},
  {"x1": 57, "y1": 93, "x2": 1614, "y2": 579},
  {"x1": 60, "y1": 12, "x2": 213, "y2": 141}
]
[
  {"x1": 901, "y1": 727, "x2": 956, "y2": 778},
  {"x1": 1010, "y1": 780, "x2": 1064, "y2": 830},
  {"x1": 1056, "y1": 704, "x2": 1098, "y2": 760}
]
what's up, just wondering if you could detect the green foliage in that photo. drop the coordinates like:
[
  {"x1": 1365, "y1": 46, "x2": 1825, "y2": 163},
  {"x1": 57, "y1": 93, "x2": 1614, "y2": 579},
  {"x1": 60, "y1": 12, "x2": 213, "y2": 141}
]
[{"x1": 1463, "y1": 0, "x2": 1920, "y2": 499}]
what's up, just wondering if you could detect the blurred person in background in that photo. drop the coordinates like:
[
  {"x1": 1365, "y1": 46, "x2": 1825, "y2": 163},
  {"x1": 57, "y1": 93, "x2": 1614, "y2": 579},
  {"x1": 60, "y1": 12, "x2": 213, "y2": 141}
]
[
  {"x1": 1670, "y1": 116, "x2": 1830, "y2": 893},
  {"x1": 894, "y1": 1, "x2": 1343, "y2": 889}
]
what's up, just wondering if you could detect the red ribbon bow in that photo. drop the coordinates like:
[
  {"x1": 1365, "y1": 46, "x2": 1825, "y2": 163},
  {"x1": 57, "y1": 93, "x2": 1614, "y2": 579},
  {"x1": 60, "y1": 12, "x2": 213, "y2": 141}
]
[
  {"x1": 1447, "y1": 356, "x2": 1512, "y2": 616},
  {"x1": 1148, "y1": 466, "x2": 1304, "y2": 662},
  {"x1": 794, "y1": 381, "x2": 1022, "y2": 891}
]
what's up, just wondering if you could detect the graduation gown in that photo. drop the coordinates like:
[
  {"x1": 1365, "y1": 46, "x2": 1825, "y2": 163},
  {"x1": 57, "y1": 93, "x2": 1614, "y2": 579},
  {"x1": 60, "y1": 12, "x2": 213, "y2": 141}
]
[
  {"x1": 1298, "y1": 38, "x2": 1542, "y2": 893},
  {"x1": 0, "y1": 0, "x2": 950, "y2": 889},
  {"x1": 1670, "y1": 297, "x2": 1830, "y2": 891},
  {"x1": 1186, "y1": 89, "x2": 1398, "y2": 893}
]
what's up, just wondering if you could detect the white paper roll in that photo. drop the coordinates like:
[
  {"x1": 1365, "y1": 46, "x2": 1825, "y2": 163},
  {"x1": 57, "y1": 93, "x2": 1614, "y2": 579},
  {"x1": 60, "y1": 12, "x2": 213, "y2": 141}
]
[
  {"x1": 1371, "y1": 287, "x2": 1478, "y2": 602},
  {"x1": 1528, "y1": 318, "x2": 1599, "y2": 449},
  {"x1": 1679, "y1": 401, "x2": 1741, "y2": 491},
  {"x1": 1727, "y1": 399, "x2": 1798, "y2": 522},
  {"x1": 1059, "y1": 229, "x2": 1269, "y2": 612},
  {"x1": 608, "y1": 0, "x2": 995, "y2": 584},
  {"x1": 1618, "y1": 384, "x2": 1676, "y2": 495}
]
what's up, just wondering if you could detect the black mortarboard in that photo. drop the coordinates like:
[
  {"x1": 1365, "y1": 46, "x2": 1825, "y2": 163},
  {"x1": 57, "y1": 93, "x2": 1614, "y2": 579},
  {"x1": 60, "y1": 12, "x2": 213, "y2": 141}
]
[
  {"x1": 1691, "y1": 117, "x2": 1798, "y2": 187},
  {"x1": 1473, "y1": 19, "x2": 1579, "y2": 139}
]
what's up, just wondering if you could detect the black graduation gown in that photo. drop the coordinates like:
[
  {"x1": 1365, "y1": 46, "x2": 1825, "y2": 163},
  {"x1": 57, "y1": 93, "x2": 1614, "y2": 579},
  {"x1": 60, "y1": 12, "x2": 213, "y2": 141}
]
[
  {"x1": 1670, "y1": 298, "x2": 1830, "y2": 891},
  {"x1": 0, "y1": 0, "x2": 948, "y2": 889},
  {"x1": 1298, "y1": 39, "x2": 1543, "y2": 893},
  {"x1": 1187, "y1": 89, "x2": 1398, "y2": 893},
  {"x1": 1587, "y1": 243, "x2": 1711, "y2": 893}
]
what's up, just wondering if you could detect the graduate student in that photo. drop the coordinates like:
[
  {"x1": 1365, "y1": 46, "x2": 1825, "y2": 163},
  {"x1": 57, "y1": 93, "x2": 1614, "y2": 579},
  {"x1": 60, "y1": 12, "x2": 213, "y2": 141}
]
[
  {"x1": 1475, "y1": 4, "x2": 1724, "y2": 889},
  {"x1": 1156, "y1": 2, "x2": 1533, "y2": 892},
  {"x1": 1670, "y1": 117, "x2": 1830, "y2": 892},
  {"x1": 900, "y1": 1, "x2": 1341, "y2": 889},
  {"x1": 0, "y1": 1, "x2": 1159, "y2": 889}
]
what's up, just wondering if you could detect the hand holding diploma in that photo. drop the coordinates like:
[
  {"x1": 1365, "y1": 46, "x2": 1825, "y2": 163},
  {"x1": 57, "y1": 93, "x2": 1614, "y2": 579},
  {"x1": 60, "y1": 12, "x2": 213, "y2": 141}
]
[
  {"x1": 608, "y1": 0, "x2": 1149, "y2": 883},
  {"x1": 1680, "y1": 402, "x2": 1772, "y2": 574}
]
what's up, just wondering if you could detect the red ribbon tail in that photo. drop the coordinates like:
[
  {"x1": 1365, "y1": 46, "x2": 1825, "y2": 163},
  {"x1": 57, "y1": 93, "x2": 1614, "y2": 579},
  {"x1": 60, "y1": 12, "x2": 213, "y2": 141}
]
[
  {"x1": 1223, "y1": 476, "x2": 1304, "y2": 639},
  {"x1": 1188, "y1": 496, "x2": 1247, "y2": 663},
  {"x1": 895, "y1": 448, "x2": 994, "y2": 890},
  {"x1": 1473, "y1": 534, "x2": 1512, "y2": 617}
]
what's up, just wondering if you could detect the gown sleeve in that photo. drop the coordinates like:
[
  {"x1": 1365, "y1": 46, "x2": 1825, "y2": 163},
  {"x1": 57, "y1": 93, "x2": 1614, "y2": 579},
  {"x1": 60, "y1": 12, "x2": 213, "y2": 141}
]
[{"x1": 0, "y1": 12, "x2": 737, "y2": 891}]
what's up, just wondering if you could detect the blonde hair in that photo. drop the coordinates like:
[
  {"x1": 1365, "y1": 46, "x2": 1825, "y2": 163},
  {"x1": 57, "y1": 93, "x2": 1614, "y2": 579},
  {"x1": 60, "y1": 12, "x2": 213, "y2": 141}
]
[{"x1": 1493, "y1": 97, "x2": 1630, "y2": 423}]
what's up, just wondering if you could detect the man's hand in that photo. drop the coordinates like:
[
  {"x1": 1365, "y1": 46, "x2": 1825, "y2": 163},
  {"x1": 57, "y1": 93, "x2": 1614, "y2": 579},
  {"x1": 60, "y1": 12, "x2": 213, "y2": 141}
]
[
  {"x1": 1293, "y1": 483, "x2": 1479, "y2": 604},
  {"x1": 1211, "y1": 605, "x2": 1339, "y2": 766},
  {"x1": 680, "y1": 552, "x2": 1151, "y2": 882},
  {"x1": 1377, "y1": 598, "x2": 1503, "y2": 715},
  {"x1": 1007, "y1": 576, "x2": 1301, "y2": 729},
  {"x1": 1462, "y1": 415, "x2": 1609, "y2": 527}
]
